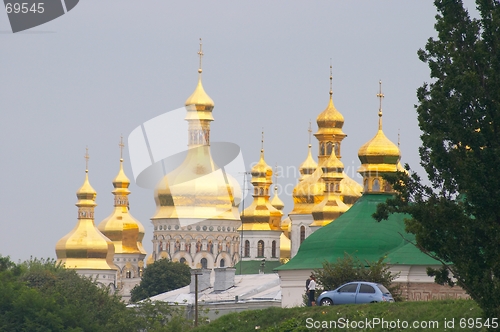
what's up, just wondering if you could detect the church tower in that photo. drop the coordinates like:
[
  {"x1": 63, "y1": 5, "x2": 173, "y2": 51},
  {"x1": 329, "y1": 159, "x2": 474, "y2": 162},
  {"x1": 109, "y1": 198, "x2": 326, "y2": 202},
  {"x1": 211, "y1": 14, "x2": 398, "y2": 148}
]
[
  {"x1": 239, "y1": 137, "x2": 282, "y2": 264},
  {"x1": 150, "y1": 40, "x2": 242, "y2": 269},
  {"x1": 55, "y1": 149, "x2": 117, "y2": 289},
  {"x1": 98, "y1": 137, "x2": 147, "y2": 301},
  {"x1": 358, "y1": 81, "x2": 401, "y2": 193},
  {"x1": 288, "y1": 66, "x2": 362, "y2": 257}
]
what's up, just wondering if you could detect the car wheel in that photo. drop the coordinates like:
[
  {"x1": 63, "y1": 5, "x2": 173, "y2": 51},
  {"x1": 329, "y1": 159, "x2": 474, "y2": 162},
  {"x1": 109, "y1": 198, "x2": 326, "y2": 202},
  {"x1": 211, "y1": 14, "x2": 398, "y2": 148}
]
[{"x1": 320, "y1": 298, "x2": 333, "y2": 306}]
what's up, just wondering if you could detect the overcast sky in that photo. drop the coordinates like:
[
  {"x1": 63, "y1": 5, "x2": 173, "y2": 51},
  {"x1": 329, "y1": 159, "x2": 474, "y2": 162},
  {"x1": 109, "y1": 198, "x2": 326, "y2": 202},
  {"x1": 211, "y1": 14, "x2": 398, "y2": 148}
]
[{"x1": 0, "y1": 0, "x2": 478, "y2": 262}]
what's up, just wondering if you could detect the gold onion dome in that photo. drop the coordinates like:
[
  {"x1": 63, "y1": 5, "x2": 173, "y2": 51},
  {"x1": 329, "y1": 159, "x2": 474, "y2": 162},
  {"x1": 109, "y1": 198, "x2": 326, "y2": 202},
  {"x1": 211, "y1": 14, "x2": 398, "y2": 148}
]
[
  {"x1": 270, "y1": 186, "x2": 285, "y2": 211},
  {"x1": 152, "y1": 41, "x2": 240, "y2": 222},
  {"x1": 56, "y1": 153, "x2": 116, "y2": 271},
  {"x1": 240, "y1": 148, "x2": 282, "y2": 230},
  {"x1": 298, "y1": 144, "x2": 317, "y2": 181},
  {"x1": 98, "y1": 145, "x2": 147, "y2": 255}
]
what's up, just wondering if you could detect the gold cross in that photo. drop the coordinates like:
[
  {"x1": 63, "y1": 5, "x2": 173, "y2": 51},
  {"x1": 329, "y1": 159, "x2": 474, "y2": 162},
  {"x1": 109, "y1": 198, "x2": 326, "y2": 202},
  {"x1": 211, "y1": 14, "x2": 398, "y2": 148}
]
[
  {"x1": 119, "y1": 135, "x2": 125, "y2": 160},
  {"x1": 198, "y1": 38, "x2": 204, "y2": 73},
  {"x1": 376, "y1": 80, "x2": 384, "y2": 112},
  {"x1": 261, "y1": 130, "x2": 264, "y2": 150},
  {"x1": 329, "y1": 59, "x2": 333, "y2": 96},
  {"x1": 84, "y1": 147, "x2": 89, "y2": 171},
  {"x1": 274, "y1": 163, "x2": 279, "y2": 186}
]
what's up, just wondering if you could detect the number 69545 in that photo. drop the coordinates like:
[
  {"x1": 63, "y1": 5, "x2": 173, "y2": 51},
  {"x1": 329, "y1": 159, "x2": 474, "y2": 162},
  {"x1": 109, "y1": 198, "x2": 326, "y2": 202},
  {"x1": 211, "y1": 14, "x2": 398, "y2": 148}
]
[{"x1": 5, "y1": 3, "x2": 44, "y2": 14}]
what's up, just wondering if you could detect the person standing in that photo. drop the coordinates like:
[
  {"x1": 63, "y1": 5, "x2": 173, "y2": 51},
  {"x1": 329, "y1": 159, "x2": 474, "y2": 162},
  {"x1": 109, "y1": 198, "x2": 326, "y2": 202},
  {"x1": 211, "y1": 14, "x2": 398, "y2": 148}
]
[{"x1": 309, "y1": 275, "x2": 317, "y2": 306}]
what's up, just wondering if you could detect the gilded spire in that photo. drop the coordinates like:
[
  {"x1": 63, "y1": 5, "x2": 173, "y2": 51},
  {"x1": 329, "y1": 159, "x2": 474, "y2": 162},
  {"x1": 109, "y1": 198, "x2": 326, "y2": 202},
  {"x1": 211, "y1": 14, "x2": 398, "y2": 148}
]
[
  {"x1": 198, "y1": 38, "x2": 203, "y2": 74},
  {"x1": 185, "y1": 38, "x2": 214, "y2": 113},
  {"x1": 329, "y1": 59, "x2": 333, "y2": 97},
  {"x1": 376, "y1": 80, "x2": 384, "y2": 130},
  {"x1": 358, "y1": 81, "x2": 400, "y2": 193},
  {"x1": 98, "y1": 137, "x2": 147, "y2": 256},
  {"x1": 78, "y1": 148, "x2": 96, "y2": 198}
]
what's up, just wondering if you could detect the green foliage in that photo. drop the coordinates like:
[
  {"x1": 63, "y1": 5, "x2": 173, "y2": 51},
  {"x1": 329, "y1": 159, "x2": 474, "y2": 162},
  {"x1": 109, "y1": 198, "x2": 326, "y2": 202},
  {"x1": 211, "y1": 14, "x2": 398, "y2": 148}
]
[
  {"x1": 373, "y1": 0, "x2": 500, "y2": 320},
  {"x1": 131, "y1": 258, "x2": 191, "y2": 302},
  {"x1": 312, "y1": 254, "x2": 401, "y2": 303},
  {"x1": 0, "y1": 255, "x2": 194, "y2": 331},
  {"x1": 193, "y1": 300, "x2": 482, "y2": 332}
]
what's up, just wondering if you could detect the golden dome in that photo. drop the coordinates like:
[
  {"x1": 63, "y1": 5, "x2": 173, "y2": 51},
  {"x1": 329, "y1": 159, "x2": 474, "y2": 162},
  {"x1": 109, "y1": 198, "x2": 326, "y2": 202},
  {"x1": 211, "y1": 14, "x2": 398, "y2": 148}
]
[
  {"x1": 316, "y1": 96, "x2": 345, "y2": 133},
  {"x1": 270, "y1": 186, "x2": 285, "y2": 211},
  {"x1": 185, "y1": 76, "x2": 215, "y2": 114},
  {"x1": 298, "y1": 144, "x2": 317, "y2": 181},
  {"x1": 98, "y1": 158, "x2": 147, "y2": 255},
  {"x1": 152, "y1": 146, "x2": 241, "y2": 221},
  {"x1": 56, "y1": 169, "x2": 116, "y2": 271},
  {"x1": 252, "y1": 149, "x2": 273, "y2": 180}
]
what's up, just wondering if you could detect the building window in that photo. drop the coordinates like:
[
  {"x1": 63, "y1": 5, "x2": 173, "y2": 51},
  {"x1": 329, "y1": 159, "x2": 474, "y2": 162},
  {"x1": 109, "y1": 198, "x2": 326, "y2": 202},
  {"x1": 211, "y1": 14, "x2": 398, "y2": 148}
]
[
  {"x1": 126, "y1": 270, "x2": 131, "y2": 279},
  {"x1": 244, "y1": 240, "x2": 250, "y2": 257},
  {"x1": 300, "y1": 226, "x2": 306, "y2": 244},
  {"x1": 326, "y1": 142, "x2": 333, "y2": 156},
  {"x1": 201, "y1": 258, "x2": 207, "y2": 269},
  {"x1": 220, "y1": 259, "x2": 225, "y2": 267},
  {"x1": 373, "y1": 178, "x2": 380, "y2": 192},
  {"x1": 180, "y1": 257, "x2": 186, "y2": 264},
  {"x1": 257, "y1": 240, "x2": 264, "y2": 257},
  {"x1": 271, "y1": 240, "x2": 276, "y2": 258}
]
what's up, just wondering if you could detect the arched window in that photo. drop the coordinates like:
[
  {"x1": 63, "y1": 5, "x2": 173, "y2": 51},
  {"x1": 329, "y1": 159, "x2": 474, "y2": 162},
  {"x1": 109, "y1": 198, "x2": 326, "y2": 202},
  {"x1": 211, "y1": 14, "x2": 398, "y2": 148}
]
[
  {"x1": 320, "y1": 142, "x2": 325, "y2": 155},
  {"x1": 373, "y1": 178, "x2": 380, "y2": 192},
  {"x1": 259, "y1": 188, "x2": 264, "y2": 195},
  {"x1": 364, "y1": 179, "x2": 368, "y2": 191},
  {"x1": 257, "y1": 240, "x2": 264, "y2": 257},
  {"x1": 126, "y1": 270, "x2": 131, "y2": 279},
  {"x1": 300, "y1": 226, "x2": 306, "y2": 244},
  {"x1": 334, "y1": 142, "x2": 340, "y2": 157},
  {"x1": 326, "y1": 142, "x2": 333, "y2": 156},
  {"x1": 201, "y1": 258, "x2": 208, "y2": 269},
  {"x1": 244, "y1": 240, "x2": 250, "y2": 257},
  {"x1": 220, "y1": 259, "x2": 225, "y2": 267},
  {"x1": 271, "y1": 240, "x2": 276, "y2": 258},
  {"x1": 180, "y1": 257, "x2": 186, "y2": 264},
  {"x1": 384, "y1": 181, "x2": 392, "y2": 192}
]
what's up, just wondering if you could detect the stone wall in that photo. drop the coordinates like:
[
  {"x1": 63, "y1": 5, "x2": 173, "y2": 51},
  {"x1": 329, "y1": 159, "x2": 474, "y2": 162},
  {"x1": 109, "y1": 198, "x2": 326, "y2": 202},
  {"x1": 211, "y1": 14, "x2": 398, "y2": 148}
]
[{"x1": 396, "y1": 281, "x2": 469, "y2": 301}]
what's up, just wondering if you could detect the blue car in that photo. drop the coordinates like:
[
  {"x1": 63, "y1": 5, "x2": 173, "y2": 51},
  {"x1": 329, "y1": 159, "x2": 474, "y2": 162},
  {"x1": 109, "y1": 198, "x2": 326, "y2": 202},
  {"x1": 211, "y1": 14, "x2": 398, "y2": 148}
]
[{"x1": 317, "y1": 281, "x2": 394, "y2": 306}]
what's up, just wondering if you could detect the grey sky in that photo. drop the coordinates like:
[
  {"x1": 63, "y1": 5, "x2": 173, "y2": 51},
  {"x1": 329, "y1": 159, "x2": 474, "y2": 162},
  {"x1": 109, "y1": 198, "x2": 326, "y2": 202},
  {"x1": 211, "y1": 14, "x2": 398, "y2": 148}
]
[{"x1": 0, "y1": 1, "x2": 478, "y2": 262}]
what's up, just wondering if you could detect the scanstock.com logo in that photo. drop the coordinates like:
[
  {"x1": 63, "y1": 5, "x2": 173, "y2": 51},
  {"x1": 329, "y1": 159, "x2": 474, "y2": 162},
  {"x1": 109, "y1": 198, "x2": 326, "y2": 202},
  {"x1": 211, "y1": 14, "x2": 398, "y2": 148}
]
[{"x1": 3, "y1": 0, "x2": 79, "y2": 33}]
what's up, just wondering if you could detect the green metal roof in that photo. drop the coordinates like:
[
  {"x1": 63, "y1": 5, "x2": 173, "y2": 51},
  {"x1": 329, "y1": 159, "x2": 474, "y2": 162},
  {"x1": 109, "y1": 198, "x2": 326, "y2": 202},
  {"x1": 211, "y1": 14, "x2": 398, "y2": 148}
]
[
  {"x1": 234, "y1": 260, "x2": 282, "y2": 275},
  {"x1": 276, "y1": 194, "x2": 438, "y2": 271}
]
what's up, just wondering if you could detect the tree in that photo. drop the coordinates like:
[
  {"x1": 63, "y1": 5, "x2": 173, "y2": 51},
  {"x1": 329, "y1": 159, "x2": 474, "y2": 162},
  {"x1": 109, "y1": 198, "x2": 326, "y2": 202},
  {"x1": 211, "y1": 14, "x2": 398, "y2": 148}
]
[
  {"x1": 131, "y1": 259, "x2": 191, "y2": 302},
  {"x1": 311, "y1": 253, "x2": 401, "y2": 305},
  {"x1": 374, "y1": 0, "x2": 500, "y2": 318}
]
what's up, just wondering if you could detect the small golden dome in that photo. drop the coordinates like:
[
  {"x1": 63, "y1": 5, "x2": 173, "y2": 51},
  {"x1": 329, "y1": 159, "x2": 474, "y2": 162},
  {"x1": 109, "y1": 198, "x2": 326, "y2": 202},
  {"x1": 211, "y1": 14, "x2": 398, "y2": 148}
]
[
  {"x1": 56, "y1": 170, "x2": 116, "y2": 271},
  {"x1": 298, "y1": 144, "x2": 317, "y2": 180},
  {"x1": 76, "y1": 171, "x2": 96, "y2": 201},
  {"x1": 358, "y1": 129, "x2": 400, "y2": 172},
  {"x1": 185, "y1": 76, "x2": 215, "y2": 112},
  {"x1": 316, "y1": 96, "x2": 345, "y2": 130},
  {"x1": 270, "y1": 186, "x2": 285, "y2": 211},
  {"x1": 252, "y1": 149, "x2": 273, "y2": 179}
]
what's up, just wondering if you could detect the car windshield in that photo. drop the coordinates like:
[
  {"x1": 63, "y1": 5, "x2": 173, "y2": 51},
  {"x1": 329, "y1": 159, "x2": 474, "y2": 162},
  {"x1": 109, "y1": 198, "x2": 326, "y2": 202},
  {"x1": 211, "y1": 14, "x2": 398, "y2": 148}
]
[{"x1": 377, "y1": 284, "x2": 390, "y2": 295}]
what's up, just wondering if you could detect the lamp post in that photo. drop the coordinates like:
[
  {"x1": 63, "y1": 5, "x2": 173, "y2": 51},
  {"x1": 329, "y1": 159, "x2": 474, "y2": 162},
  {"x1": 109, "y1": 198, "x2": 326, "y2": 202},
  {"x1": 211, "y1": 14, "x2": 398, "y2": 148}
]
[{"x1": 191, "y1": 269, "x2": 203, "y2": 327}]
